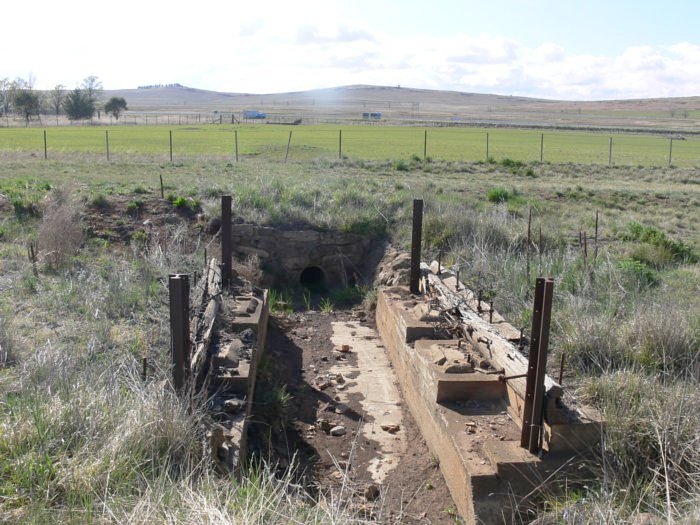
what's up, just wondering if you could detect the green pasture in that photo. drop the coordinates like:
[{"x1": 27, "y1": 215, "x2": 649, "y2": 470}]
[{"x1": 0, "y1": 124, "x2": 698, "y2": 166}]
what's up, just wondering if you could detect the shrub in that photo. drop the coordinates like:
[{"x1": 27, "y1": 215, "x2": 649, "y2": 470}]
[
  {"x1": 132, "y1": 184, "x2": 149, "y2": 194},
  {"x1": 621, "y1": 221, "x2": 697, "y2": 264}
]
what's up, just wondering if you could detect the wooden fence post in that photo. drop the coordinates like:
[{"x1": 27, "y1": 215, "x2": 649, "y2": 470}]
[
  {"x1": 221, "y1": 195, "x2": 232, "y2": 288},
  {"x1": 284, "y1": 131, "x2": 292, "y2": 163},
  {"x1": 410, "y1": 199, "x2": 424, "y2": 294},
  {"x1": 169, "y1": 274, "x2": 191, "y2": 392}
]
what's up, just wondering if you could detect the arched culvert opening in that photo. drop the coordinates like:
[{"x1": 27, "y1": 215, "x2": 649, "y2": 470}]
[{"x1": 300, "y1": 266, "x2": 326, "y2": 292}]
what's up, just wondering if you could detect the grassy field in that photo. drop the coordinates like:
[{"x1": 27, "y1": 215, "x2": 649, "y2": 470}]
[
  {"x1": 1, "y1": 155, "x2": 699, "y2": 523},
  {"x1": 1, "y1": 123, "x2": 699, "y2": 166}
]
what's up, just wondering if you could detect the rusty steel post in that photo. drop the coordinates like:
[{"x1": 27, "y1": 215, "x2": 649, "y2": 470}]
[
  {"x1": 521, "y1": 277, "x2": 554, "y2": 453},
  {"x1": 410, "y1": 199, "x2": 424, "y2": 294},
  {"x1": 521, "y1": 278, "x2": 544, "y2": 449},
  {"x1": 221, "y1": 195, "x2": 232, "y2": 288},
  {"x1": 528, "y1": 277, "x2": 553, "y2": 453},
  {"x1": 489, "y1": 300, "x2": 494, "y2": 323}
]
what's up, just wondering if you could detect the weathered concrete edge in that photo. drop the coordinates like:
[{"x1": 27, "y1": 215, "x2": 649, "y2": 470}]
[{"x1": 376, "y1": 288, "x2": 477, "y2": 523}]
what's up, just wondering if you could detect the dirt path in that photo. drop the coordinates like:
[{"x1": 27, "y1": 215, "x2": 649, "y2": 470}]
[{"x1": 249, "y1": 307, "x2": 459, "y2": 524}]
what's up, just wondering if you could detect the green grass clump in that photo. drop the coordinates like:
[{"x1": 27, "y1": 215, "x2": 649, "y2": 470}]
[
  {"x1": 126, "y1": 199, "x2": 144, "y2": 217},
  {"x1": 267, "y1": 288, "x2": 293, "y2": 314},
  {"x1": 12, "y1": 198, "x2": 40, "y2": 219},
  {"x1": 392, "y1": 159, "x2": 410, "y2": 171},
  {"x1": 172, "y1": 196, "x2": 201, "y2": 214},
  {"x1": 618, "y1": 257, "x2": 659, "y2": 287},
  {"x1": 91, "y1": 193, "x2": 110, "y2": 211},
  {"x1": 487, "y1": 187, "x2": 512, "y2": 203}
]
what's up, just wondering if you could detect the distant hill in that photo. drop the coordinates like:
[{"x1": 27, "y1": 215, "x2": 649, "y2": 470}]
[{"x1": 104, "y1": 84, "x2": 700, "y2": 131}]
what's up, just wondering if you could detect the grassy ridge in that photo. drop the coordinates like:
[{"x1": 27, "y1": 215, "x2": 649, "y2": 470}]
[{"x1": 1, "y1": 124, "x2": 699, "y2": 166}]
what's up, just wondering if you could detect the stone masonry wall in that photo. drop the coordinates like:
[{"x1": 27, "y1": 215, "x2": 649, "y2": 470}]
[{"x1": 230, "y1": 224, "x2": 372, "y2": 286}]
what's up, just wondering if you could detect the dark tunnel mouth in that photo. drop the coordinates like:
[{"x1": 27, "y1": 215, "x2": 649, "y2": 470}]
[{"x1": 300, "y1": 266, "x2": 326, "y2": 292}]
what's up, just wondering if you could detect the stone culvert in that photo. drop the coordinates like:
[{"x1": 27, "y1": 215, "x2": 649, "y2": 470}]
[{"x1": 230, "y1": 225, "x2": 375, "y2": 287}]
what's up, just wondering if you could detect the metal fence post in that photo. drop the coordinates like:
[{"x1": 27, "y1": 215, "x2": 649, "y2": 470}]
[{"x1": 520, "y1": 277, "x2": 554, "y2": 453}]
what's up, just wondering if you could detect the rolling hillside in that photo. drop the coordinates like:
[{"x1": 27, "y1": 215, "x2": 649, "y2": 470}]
[{"x1": 106, "y1": 84, "x2": 700, "y2": 130}]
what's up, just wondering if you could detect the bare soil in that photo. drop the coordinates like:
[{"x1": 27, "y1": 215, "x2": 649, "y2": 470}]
[{"x1": 249, "y1": 308, "x2": 459, "y2": 524}]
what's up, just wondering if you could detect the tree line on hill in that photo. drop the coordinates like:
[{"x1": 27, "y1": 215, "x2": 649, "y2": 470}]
[
  {"x1": 137, "y1": 83, "x2": 183, "y2": 89},
  {"x1": 0, "y1": 75, "x2": 128, "y2": 123}
]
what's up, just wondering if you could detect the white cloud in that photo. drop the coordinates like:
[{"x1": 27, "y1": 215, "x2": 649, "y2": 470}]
[{"x1": 1, "y1": 1, "x2": 699, "y2": 100}]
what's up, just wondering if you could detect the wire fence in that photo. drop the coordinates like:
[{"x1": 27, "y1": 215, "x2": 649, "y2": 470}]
[{"x1": 1, "y1": 123, "x2": 699, "y2": 167}]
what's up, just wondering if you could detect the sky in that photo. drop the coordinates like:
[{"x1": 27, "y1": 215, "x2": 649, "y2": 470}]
[{"x1": 2, "y1": 0, "x2": 700, "y2": 100}]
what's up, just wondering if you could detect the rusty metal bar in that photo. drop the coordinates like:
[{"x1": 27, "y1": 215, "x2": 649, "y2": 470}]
[
  {"x1": 499, "y1": 372, "x2": 528, "y2": 382},
  {"x1": 221, "y1": 195, "x2": 232, "y2": 288},
  {"x1": 410, "y1": 199, "x2": 424, "y2": 294}
]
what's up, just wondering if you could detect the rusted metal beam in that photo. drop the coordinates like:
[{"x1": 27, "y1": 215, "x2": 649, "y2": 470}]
[{"x1": 410, "y1": 199, "x2": 423, "y2": 294}]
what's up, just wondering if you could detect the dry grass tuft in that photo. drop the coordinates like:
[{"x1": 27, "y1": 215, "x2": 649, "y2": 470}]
[{"x1": 37, "y1": 187, "x2": 84, "y2": 269}]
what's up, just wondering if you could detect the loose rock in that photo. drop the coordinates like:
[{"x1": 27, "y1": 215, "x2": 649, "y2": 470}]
[{"x1": 330, "y1": 425, "x2": 347, "y2": 437}]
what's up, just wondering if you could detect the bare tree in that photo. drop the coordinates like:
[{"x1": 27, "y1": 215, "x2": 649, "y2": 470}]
[
  {"x1": 81, "y1": 75, "x2": 103, "y2": 105},
  {"x1": 49, "y1": 84, "x2": 66, "y2": 116},
  {"x1": 0, "y1": 78, "x2": 10, "y2": 116}
]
